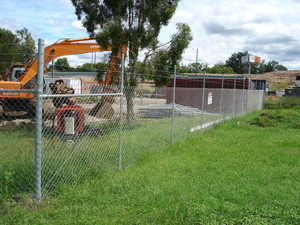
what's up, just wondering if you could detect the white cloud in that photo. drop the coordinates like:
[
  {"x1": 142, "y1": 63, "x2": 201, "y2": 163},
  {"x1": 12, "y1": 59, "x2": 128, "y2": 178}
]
[
  {"x1": 291, "y1": 23, "x2": 300, "y2": 30},
  {"x1": 164, "y1": 0, "x2": 300, "y2": 69},
  {"x1": 1, "y1": 0, "x2": 300, "y2": 69},
  {"x1": 71, "y1": 21, "x2": 85, "y2": 30},
  {"x1": 45, "y1": 17, "x2": 69, "y2": 26},
  {"x1": 0, "y1": 17, "x2": 23, "y2": 32}
]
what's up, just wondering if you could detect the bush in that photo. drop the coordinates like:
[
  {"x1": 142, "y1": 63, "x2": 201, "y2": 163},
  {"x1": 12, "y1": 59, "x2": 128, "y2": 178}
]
[{"x1": 248, "y1": 109, "x2": 300, "y2": 129}]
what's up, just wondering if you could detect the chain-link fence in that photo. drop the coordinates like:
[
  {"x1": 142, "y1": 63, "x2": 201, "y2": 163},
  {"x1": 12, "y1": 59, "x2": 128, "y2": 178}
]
[{"x1": 0, "y1": 39, "x2": 264, "y2": 202}]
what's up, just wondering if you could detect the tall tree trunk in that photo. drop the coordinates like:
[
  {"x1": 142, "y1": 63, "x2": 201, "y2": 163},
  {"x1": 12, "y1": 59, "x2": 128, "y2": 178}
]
[
  {"x1": 125, "y1": 51, "x2": 138, "y2": 126},
  {"x1": 125, "y1": 86, "x2": 135, "y2": 126}
]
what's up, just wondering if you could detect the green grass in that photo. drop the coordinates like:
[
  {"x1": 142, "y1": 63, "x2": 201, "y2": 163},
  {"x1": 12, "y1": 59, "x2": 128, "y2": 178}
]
[
  {"x1": 264, "y1": 95, "x2": 300, "y2": 109},
  {"x1": 251, "y1": 110, "x2": 300, "y2": 129},
  {"x1": 0, "y1": 127, "x2": 35, "y2": 201},
  {"x1": 0, "y1": 114, "x2": 217, "y2": 200},
  {"x1": 268, "y1": 82, "x2": 290, "y2": 91},
  {"x1": 1, "y1": 110, "x2": 299, "y2": 224}
]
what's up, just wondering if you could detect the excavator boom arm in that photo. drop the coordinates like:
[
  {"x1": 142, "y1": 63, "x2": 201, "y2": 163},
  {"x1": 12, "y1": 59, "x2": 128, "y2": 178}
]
[{"x1": 18, "y1": 38, "x2": 119, "y2": 85}]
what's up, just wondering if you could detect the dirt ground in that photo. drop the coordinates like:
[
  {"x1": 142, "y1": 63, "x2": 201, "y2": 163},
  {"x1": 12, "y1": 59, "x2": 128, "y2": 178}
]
[{"x1": 0, "y1": 96, "x2": 167, "y2": 128}]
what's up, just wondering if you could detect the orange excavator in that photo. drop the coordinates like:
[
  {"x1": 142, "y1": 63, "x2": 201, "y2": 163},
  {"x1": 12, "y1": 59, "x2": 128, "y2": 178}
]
[{"x1": 0, "y1": 38, "x2": 127, "y2": 116}]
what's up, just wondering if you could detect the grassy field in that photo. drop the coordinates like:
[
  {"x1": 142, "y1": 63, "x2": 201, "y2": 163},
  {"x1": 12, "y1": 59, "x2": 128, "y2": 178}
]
[
  {"x1": 0, "y1": 113, "x2": 217, "y2": 200},
  {"x1": 0, "y1": 109, "x2": 299, "y2": 224}
]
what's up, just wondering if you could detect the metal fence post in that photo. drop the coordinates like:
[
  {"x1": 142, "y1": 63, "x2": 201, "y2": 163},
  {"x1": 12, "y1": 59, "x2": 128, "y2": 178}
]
[
  {"x1": 118, "y1": 53, "x2": 125, "y2": 169},
  {"x1": 171, "y1": 65, "x2": 176, "y2": 144},
  {"x1": 232, "y1": 75, "x2": 236, "y2": 116},
  {"x1": 249, "y1": 77, "x2": 253, "y2": 112},
  {"x1": 241, "y1": 75, "x2": 245, "y2": 114},
  {"x1": 247, "y1": 78, "x2": 250, "y2": 111},
  {"x1": 35, "y1": 38, "x2": 44, "y2": 201},
  {"x1": 201, "y1": 74, "x2": 206, "y2": 127},
  {"x1": 219, "y1": 75, "x2": 224, "y2": 118}
]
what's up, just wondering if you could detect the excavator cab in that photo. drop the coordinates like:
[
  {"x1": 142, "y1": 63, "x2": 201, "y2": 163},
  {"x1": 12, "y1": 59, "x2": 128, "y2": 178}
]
[
  {"x1": 10, "y1": 65, "x2": 26, "y2": 81},
  {"x1": 0, "y1": 38, "x2": 127, "y2": 118}
]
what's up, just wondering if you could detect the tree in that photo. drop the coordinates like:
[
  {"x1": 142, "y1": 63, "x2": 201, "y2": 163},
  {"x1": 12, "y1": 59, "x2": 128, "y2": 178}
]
[
  {"x1": 225, "y1": 51, "x2": 248, "y2": 74},
  {"x1": 76, "y1": 63, "x2": 97, "y2": 71},
  {"x1": 54, "y1": 57, "x2": 71, "y2": 71},
  {"x1": 146, "y1": 49, "x2": 170, "y2": 87},
  {"x1": 146, "y1": 23, "x2": 192, "y2": 86},
  {"x1": 209, "y1": 65, "x2": 234, "y2": 74},
  {"x1": 0, "y1": 28, "x2": 35, "y2": 77},
  {"x1": 264, "y1": 60, "x2": 287, "y2": 72},
  {"x1": 15, "y1": 28, "x2": 35, "y2": 63},
  {"x1": 0, "y1": 28, "x2": 18, "y2": 75},
  {"x1": 276, "y1": 64, "x2": 288, "y2": 71},
  {"x1": 209, "y1": 62, "x2": 234, "y2": 74},
  {"x1": 225, "y1": 52, "x2": 288, "y2": 74},
  {"x1": 95, "y1": 62, "x2": 109, "y2": 83},
  {"x1": 177, "y1": 64, "x2": 189, "y2": 73},
  {"x1": 188, "y1": 62, "x2": 202, "y2": 73},
  {"x1": 72, "y1": 0, "x2": 180, "y2": 81},
  {"x1": 167, "y1": 23, "x2": 193, "y2": 67},
  {"x1": 72, "y1": 0, "x2": 181, "y2": 123},
  {"x1": 257, "y1": 59, "x2": 266, "y2": 74}
]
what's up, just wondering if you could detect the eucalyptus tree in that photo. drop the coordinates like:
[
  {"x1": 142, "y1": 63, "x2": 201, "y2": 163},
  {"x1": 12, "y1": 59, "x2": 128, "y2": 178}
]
[
  {"x1": 147, "y1": 23, "x2": 192, "y2": 87},
  {"x1": 72, "y1": 0, "x2": 181, "y2": 122}
]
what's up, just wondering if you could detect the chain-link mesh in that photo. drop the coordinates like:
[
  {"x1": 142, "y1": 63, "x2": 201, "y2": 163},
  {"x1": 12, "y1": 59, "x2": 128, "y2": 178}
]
[
  {"x1": 0, "y1": 47, "x2": 265, "y2": 201},
  {"x1": 0, "y1": 94, "x2": 36, "y2": 202},
  {"x1": 41, "y1": 89, "x2": 123, "y2": 196}
]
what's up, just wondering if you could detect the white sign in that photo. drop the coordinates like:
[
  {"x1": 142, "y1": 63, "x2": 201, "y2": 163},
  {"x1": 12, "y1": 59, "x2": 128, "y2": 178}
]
[
  {"x1": 242, "y1": 55, "x2": 249, "y2": 64},
  {"x1": 208, "y1": 92, "x2": 213, "y2": 105}
]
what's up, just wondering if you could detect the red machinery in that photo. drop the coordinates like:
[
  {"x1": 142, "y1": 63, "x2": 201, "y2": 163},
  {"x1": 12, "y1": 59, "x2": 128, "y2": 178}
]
[{"x1": 57, "y1": 105, "x2": 84, "y2": 134}]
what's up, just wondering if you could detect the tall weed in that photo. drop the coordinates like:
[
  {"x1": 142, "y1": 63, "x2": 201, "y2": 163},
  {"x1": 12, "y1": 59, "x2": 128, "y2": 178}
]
[{"x1": 264, "y1": 96, "x2": 300, "y2": 109}]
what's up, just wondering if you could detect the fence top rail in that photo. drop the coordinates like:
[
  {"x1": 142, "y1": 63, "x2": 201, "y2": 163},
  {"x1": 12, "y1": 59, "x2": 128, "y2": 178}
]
[
  {"x1": 41, "y1": 92, "x2": 123, "y2": 98},
  {"x1": 0, "y1": 88, "x2": 36, "y2": 93}
]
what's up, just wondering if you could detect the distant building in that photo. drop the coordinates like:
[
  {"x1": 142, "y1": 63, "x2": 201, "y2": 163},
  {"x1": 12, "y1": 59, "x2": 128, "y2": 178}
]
[{"x1": 166, "y1": 76, "x2": 260, "y2": 114}]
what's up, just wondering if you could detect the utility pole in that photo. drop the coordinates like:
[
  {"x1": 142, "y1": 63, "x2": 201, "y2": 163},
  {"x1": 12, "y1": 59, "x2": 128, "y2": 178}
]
[{"x1": 248, "y1": 60, "x2": 251, "y2": 75}]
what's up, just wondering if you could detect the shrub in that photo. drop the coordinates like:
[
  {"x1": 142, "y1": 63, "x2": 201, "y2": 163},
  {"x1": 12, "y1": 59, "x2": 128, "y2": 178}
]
[{"x1": 248, "y1": 109, "x2": 300, "y2": 129}]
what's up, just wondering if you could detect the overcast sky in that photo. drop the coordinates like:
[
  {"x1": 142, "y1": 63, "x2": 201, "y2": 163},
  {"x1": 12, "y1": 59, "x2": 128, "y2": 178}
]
[{"x1": 1, "y1": 0, "x2": 300, "y2": 70}]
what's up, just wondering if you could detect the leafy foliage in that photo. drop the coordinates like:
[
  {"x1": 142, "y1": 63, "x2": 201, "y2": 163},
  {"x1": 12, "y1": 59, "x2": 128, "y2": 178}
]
[
  {"x1": 146, "y1": 23, "x2": 193, "y2": 86},
  {"x1": 168, "y1": 23, "x2": 193, "y2": 66},
  {"x1": 225, "y1": 51, "x2": 288, "y2": 74},
  {"x1": 263, "y1": 60, "x2": 287, "y2": 72},
  {"x1": 71, "y1": 0, "x2": 180, "y2": 85},
  {"x1": 54, "y1": 57, "x2": 71, "y2": 71},
  {"x1": 95, "y1": 62, "x2": 109, "y2": 83},
  {"x1": 225, "y1": 51, "x2": 248, "y2": 74},
  {"x1": 0, "y1": 28, "x2": 35, "y2": 75},
  {"x1": 71, "y1": 0, "x2": 181, "y2": 123},
  {"x1": 15, "y1": 28, "x2": 35, "y2": 64},
  {"x1": 248, "y1": 109, "x2": 300, "y2": 129},
  {"x1": 149, "y1": 49, "x2": 170, "y2": 86},
  {"x1": 208, "y1": 62, "x2": 234, "y2": 74},
  {"x1": 177, "y1": 62, "x2": 209, "y2": 73}
]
